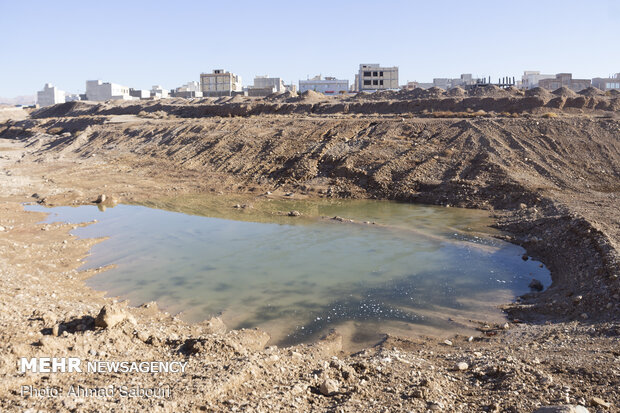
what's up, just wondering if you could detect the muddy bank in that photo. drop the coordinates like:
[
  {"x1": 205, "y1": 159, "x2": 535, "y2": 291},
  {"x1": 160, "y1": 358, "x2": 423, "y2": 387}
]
[{"x1": 0, "y1": 100, "x2": 619, "y2": 411}]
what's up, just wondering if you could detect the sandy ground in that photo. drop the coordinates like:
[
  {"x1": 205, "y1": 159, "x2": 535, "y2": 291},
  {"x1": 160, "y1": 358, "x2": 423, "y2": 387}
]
[{"x1": 0, "y1": 96, "x2": 618, "y2": 412}]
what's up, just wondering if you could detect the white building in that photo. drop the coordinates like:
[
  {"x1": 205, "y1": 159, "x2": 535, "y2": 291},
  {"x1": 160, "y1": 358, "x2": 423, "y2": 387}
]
[
  {"x1": 150, "y1": 85, "x2": 169, "y2": 99},
  {"x1": 129, "y1": 89, "x2": 151, "y2": 99},
  {"x1": 176, "y1": 81, "x2": 201, "y2": 93},
  {"x1": 37, "y1": 83, "x2": 65, "y2": 107},
  {"x1": 299, "y1": 75, "x2": 349, "y2": 95},
  {"x1": 85, "y1": 80, "x2": 133, "y2": 101},
  {"x1": 356, "y1": 64, "x2": 399, "y2": 91},
  {"x1": 65, "y1": 93, "x2": 81, "y2": 102},
  {"x1": 521, "y1": 71, "x2": 555, "y2": 89},
  {"x1": 200, "y1": 69, "x2": 243, "y2": 97},
  {"x1": 171, "y1": 81, "x2": 203, "y2": 98},
  {"x1": 253, "y1": 76, "x2": 285, "y2": 93}
]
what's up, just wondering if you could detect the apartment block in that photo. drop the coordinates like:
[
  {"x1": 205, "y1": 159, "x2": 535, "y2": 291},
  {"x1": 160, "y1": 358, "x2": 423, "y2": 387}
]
[
  {"x1": 592, "y1": 73, "x2": 620, "y2": 91},
  {"x1": 170, "y1": 81, "x2": 203, "y2": 98},
  {"x1": 86, "y1": 80, "x2": 132, "y2": 101},
  {"x1": 538, "y1": 73, "x2": 591, "y2": 92},
  {"x1": 129, "y1": 89, "x2": 151, "y2": 99},
  {"x1": 200, "y1": 69, "x2": 243, "y2": 97},
  {"x1": 37, "y1": 83, "x2": 65, "y2": 106},
  {"x1": 299, "y1": 75, "x2": 349, "y2": 95},
  {"x1": 356, "y1": 64, "x2": 398, "y2": 91},
  {"x1": 521, "y1": 71, "x2": 555, "y2": 89},
  {"x1": 150, "y1": 85, "x2": 169, "y2": 99}
]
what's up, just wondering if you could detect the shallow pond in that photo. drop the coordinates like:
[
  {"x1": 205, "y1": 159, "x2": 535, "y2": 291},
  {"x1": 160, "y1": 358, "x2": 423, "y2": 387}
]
[{"x1": 27, "y1": 196, "x2": 550, "y2": 349}]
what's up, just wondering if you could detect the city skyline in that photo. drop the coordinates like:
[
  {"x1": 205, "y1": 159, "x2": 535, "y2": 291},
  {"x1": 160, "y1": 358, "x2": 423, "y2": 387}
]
[{"x1": 1, "y1": 0, "x2": 619, "y2": 98}]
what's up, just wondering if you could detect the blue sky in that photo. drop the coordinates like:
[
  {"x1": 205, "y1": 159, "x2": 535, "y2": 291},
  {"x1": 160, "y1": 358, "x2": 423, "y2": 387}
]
[{"x1": 0, "y1": 0, "x2": 618, "y2": 97}]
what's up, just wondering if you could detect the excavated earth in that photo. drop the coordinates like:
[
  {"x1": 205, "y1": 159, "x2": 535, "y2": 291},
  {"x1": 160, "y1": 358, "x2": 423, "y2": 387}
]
[{"x1": 0, "y1": 91, "x2": 619, "y2": 412}]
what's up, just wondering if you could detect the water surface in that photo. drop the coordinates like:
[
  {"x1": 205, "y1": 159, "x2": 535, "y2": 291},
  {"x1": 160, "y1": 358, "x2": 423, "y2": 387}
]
[{"x1": 27, "y1": 197, "x2": 550, "y2": 349}]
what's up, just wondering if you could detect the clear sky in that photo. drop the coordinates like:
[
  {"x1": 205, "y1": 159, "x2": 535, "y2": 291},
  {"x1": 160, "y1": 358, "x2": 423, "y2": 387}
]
[{"x1": 0, "y1": 0, "x2": 618, "y2": 97}]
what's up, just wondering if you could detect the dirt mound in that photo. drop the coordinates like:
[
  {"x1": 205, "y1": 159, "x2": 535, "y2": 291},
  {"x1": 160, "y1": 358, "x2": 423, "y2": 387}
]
[
  {"x1": 446, "y1": 86, "x2": 467, "y2": 97},
  {"x1": 579, "y1": 87, "x2": 605, "y2": 97},
  {"x1": 227, "y1": 94, "x2": 247, "y2": 104},
  {"x1": 426, "y1": 86, "x2": 446, "y2": 97},
  {"x1": 266, "y1": 90, "x2": 298, "y2": 101},
  {"x1": 552, "y1": 87, "x2": 577, "y2": 98},
  {"x1": 295, "y1": 90, "x2": 326, "y2": 103},
  {"x1": 31, "y1": 101, "x2": 98, "y2": 118},
  {"x1": 504, "y1": 86, "x2": 525, "y2": 96},
  {"x1": 470, "y1": 85, "x2": 509, "y2": 97},
  {"x1": 525, "y1": 87, "x2": 554, "y2": 100}
]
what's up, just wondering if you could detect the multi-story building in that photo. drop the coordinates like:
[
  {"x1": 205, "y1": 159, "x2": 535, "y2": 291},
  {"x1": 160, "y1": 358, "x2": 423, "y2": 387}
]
[
  {"x1": 356, "y1": 64, "x2": 398, "y2": 92},
  {"x1": 171, "y1": 81, "x2": 203, "y2": 98},
  {"x1": 200, "y1": 69, "x2": 243, "y2": 97},
  {"x1": 85, "y1": 80, "x2": 132, "y2": 101},
  {"x1": 37, "y1": 83, "x2": 65, "y2": 107},
  {"x1": 521, "y1": 71, "x2": 555, "y2": 89},
  {"x1": 246, "y1": 76, "x2": 285, "y2": 97},
  {"x1": 129, "y1": 89, "x2": 151, "y2": 99},
  {"x1": 299, "y1": 75, "x2": 349, "y2": 95},
  {"x1": 538, "y1": 73, "x2": 591, "y2": 92},
  {"x1": 253, "y1": 76, "x2": 285, "y2": 93},
  {"x1": 65, "y1": 93, "x2": 81, "y2": 102},
  {"x1": 592, "y1": 73, "x2": 620, "y2": 91},
  {"x1": 150, "y1": 85, "x2": 169, "y2": 99}
]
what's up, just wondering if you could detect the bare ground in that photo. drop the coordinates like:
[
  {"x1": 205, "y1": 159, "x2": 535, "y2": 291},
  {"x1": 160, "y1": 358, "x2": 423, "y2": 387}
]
[{"x1": 0, "y1": 96, "x2": 618, "y2": 412}]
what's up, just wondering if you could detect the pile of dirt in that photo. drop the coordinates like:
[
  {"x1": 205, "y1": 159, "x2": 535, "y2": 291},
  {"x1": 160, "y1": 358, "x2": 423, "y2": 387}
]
[
  {"x1": 525, "y1": 87, "x2": 554, "y2": 100},
  {"x1": 266, "y1": 90, "x2": 298, "y2": 101},
  {"x1": 552, "y1": 87, "x2": 578, "y2": 98},
  {"x1": 579, "y1": 87, "x2": 606, "y2": 97},
  {"x1": 446, "y1": 86, "x2": 467, "y2": 97},
  {"x1": 504, "y1": 86, "x2": 525, "y2": 96},
  {"x1": 295, "y1": 90, "x2": 326, "y2": 103},
  {"x1": 425, "y1": 86, "x2": 446, "y2": 98},
  {"x1": 470, "y1": 85, "x2": 509, "y2": 97}
]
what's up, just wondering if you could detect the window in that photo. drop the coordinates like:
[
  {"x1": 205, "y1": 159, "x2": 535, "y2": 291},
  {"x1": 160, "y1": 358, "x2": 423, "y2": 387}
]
[
  {"x1": 373, "y1": 80, "x2": 378, "y2": 85},
  {"x1": 373, "y1": 71, "x2": 378, "y2": 77},
  {"x1": 380, "y1": 71, "x2": 383, "y2": 77},
  {"x1": 380, "y1": 80, "x2": 384, "y2": 86},
  {"x1": 364, "y1": 80, "x2": 371, "y2": 85},
  {"x1": 364, "y1": 71, "x2": 371, "y2": 77}
]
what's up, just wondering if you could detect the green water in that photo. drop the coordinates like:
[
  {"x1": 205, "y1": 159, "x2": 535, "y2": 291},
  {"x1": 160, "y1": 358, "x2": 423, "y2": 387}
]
[{"x1": 28, "y1": 196, "x2": 550, "y2": 349}]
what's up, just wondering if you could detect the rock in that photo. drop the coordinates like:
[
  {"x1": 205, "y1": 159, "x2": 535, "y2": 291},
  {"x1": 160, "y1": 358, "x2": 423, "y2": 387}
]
[
  {"x1": 590, "y1": 397, "x2": 610, "y2": 408},
  {"x1": 319, "y1": 379, "x2": 339, "y2": 396},
  {"x1": 503, "y1": 322, "x2": 510, "y2": 329},
  {"x1": 52, "y1": 324, "x2": 60, "y2": 336},
  {"x1": 522, "y1": 254, "x2": 529, "y2": 261},
  {"x1": 288, "y1": 210, "x2": 301, "y2": 217},
  {"x1": 443, "y1": 339, "x2": 453, "y2": 346},
  {"x1": 95, "y1": 194, "x2": 106, "y2": 203},
  {"x1": 519, "y1": 203, "x2": 528, "y2": 209},
  {"x1": 580, "y1": 313, "x2": 589, "y2": 320},
  {"x1": 95, "y1": 304, "x2": 135, "y2": 329},
  {"x1": 529, "y1": 278, "x2": 544, "y2": 291},
  {"x1": 0, "y1": 225, "x2": 5, "y2": 232},
  {"x1": 455, "y1": 362, "x2": 469, "y2": 371},
  {"x1": 534, "y1": 405, "x2": 589, "y2": 413}
]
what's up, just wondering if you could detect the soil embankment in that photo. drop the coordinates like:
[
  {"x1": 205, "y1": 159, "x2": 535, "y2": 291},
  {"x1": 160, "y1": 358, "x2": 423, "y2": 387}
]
[{"x1": 0, "y1": 94, "x2": 618, "y2": 412}]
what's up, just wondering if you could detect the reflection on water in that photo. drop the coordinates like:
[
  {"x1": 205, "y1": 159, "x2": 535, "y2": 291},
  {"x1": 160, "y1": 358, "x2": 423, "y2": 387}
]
[{"x1": 27, "y1": 196, "x2": 550, "y2": 350}]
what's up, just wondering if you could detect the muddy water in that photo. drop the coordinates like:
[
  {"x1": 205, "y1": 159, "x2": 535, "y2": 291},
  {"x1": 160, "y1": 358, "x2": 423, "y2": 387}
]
[{"x1": 28, "y1": 197, "x2": 550, "y2": 350}]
